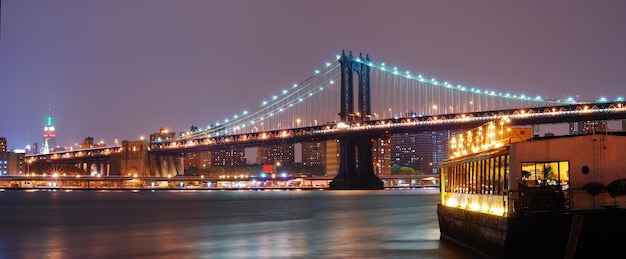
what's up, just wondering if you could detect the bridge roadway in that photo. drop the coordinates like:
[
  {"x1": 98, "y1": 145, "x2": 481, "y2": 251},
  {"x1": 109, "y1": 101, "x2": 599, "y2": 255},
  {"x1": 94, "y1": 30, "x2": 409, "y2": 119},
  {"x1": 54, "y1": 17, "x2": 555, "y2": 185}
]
[
  {"x1": 150, "y1": 101, "x2": 626, "y2": 153},
  {"x1": 22, "y1": 101, "x2": 626, "y2": 180},
  {"x1": 0, "y1": 174, "x2": 439, "y2": 190}
]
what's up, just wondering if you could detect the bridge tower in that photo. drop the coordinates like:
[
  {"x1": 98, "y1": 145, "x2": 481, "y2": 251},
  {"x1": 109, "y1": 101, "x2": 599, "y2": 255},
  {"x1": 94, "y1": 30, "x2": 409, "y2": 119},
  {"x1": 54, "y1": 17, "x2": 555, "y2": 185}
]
[
  {"x1": 338, "y1": 50, "x2": 372, "y2": 122},
  {"x1": 330, "y1": 51, "x2": 384, "y2": 190}
]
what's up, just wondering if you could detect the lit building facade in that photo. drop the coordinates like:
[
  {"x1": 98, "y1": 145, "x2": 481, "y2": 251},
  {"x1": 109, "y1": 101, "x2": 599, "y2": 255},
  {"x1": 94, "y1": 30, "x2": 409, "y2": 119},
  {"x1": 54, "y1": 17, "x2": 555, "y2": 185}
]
[
  {"x1": 212, "y1": 147, "x2": 246, "y2": 166},
  {"x1": 150, "y1": 127, "x2": 176, "y2": 142},
  {"x1": 0, "y1": 138, "x2": 6, "y2": 175},
  {"x1": 184, "y1": 151, "x2": 212, "y2": 170},
  {"x1": 42, "y1": 107, "x2": 56, "y2": 154},
  {"x1": 0, "y1": 138, "x2": 6, "y2": 153},
  {"x1": 301, "y1": 141, "x2": 326, "y2": 167},
  {"x1": 569, "y1": 120, "x2": 608, "y2": 135},
  {"x1": 432, "y1": 130, "x2": 459, "y2": 174},
  {"x1": 26, "y1": 143, "x2": 38, "y2": 155},
  {"x1": 79, "y1": 137, "x2": 106, "y2": 149},
  {"x1": 325, "y1": 140, "x2": 339, "y2": 176},
  {"x1": 302, "y1": 139, "x2": 387, "y2": 176},
  {"x1": 390, "y1": 130, "x2": 458, "y2": 174},
  {"x1": 0, "y1": 138, "x2": 26, "y2": 175},
  {"x1": 372, "y1": 137, "x2": 391, "y2": 175},
  {"x1": 256, "y1": 143, "x2": 294, "y2": 165}
]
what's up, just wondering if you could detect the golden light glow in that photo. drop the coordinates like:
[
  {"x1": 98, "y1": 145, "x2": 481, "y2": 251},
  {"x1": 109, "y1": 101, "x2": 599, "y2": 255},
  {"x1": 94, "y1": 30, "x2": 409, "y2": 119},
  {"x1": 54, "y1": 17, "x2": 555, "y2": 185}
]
[
  {"x1": 448, "y1": 116, "x2": 512, "y2": 159},
  {"x1": 443, "y1": 193, "x2": 507, "y2": 216},
  {"x1": 445, "y1": 198, "x2": 459, "y2": 207}
]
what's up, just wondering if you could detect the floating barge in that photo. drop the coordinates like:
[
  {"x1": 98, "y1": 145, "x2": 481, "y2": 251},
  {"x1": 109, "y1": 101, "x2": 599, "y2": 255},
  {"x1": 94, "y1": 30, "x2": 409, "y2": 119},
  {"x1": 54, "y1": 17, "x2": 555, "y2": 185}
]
[{"x1": 437, "y1": 117, "x2": 626, "y2": 259}]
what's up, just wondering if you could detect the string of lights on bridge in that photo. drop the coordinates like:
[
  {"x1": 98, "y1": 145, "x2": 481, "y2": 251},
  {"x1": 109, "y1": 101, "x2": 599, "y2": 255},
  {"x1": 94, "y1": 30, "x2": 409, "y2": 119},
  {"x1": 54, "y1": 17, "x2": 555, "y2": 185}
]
[{"x1": 178, "y1": 52, "x2": 624, "y2": 140}]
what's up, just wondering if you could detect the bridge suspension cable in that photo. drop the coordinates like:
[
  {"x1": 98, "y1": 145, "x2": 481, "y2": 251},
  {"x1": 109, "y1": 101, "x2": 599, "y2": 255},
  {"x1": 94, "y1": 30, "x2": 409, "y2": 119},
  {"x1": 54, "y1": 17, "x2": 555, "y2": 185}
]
[
  {"x1": 177, "y1": 51, "x2": 622, "y2": 141},
  {"x1": 366, "y1": 60, "x2": 574, "y2": 119},
  {"x1": 181, "y1": 58, "x2": 343, "y2": 139}
]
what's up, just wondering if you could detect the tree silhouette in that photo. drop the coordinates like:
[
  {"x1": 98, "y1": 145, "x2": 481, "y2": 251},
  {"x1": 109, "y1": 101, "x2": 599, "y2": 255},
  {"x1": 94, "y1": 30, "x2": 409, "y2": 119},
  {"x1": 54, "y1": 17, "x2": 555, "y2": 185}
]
[
  {"x1": 582, "y1": 182, "x2": 606, "y2": 209},
  {"x1": 606, "y1": 179, "x2": 626, "y2": 206}
]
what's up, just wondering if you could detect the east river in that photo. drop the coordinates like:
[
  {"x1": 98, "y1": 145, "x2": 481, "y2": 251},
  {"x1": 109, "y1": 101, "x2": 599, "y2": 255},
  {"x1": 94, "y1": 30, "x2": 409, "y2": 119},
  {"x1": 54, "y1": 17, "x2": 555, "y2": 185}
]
[{"x1": 0, "y1": 188, "x2": 482, "y2": 258}]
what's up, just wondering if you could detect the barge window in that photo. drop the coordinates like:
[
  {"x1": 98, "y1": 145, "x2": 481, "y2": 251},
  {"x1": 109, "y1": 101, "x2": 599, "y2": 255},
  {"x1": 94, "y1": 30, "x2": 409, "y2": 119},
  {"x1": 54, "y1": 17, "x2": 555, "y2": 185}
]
[
  {"x1": 441, "y1": 153, "x2": 511, "y2": 195},
  {"x1": 504, "y1": 155, "x2": 509, "y2": 190},
  {"x1": 469, "y1": 161, "x2": 472, "y2": 194},
  {"x1": 487, "y1": 157, "x2": 493, "y2": 195},
  {"x1": 494, "y1": 156, "x2": 501, "y2": 195},
  {"x1": 459, "y1": 163, "x2": 464, "y2": 194},
  {"x1": 520, "y1": 161, "x2": 569, "y2": 189},
  {"x1": 480, "y1": 159, "x2": 486, "y2": 194}
]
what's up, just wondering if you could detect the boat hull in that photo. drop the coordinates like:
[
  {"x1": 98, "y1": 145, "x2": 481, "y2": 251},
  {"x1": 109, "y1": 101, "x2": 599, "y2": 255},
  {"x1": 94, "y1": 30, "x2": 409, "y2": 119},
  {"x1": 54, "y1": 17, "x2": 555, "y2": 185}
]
[{"x1": 437, "y1": 204, "x2": 626, "y2": 259}]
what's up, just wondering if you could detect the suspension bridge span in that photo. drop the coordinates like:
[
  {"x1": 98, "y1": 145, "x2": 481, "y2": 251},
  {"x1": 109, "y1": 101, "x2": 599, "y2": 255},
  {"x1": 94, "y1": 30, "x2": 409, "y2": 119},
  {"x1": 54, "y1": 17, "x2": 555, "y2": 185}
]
[{"x1": 25, "y1": 51, "x2": 626, "y2": 189}]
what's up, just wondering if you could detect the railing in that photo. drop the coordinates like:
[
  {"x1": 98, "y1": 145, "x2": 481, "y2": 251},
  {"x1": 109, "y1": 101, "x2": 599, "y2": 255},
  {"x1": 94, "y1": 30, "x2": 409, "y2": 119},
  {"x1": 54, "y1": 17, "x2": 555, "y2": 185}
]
[{"x1": 515, "y1": 184, "x2": 572, "y2": 214}]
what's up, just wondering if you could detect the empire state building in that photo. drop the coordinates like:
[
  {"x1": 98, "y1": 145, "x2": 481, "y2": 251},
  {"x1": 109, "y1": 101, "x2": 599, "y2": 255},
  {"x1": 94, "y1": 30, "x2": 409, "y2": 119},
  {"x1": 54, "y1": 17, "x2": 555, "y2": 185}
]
[{"x1": 42, "y1": 105, "x2": 56, "y2": 154}]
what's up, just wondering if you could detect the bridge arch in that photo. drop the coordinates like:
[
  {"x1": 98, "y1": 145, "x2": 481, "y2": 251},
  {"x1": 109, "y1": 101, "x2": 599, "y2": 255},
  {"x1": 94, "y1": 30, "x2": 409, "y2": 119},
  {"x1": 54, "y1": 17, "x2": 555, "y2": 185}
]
[{"x1": 126, "y1": 166, "x2": 139, "y2": 176}]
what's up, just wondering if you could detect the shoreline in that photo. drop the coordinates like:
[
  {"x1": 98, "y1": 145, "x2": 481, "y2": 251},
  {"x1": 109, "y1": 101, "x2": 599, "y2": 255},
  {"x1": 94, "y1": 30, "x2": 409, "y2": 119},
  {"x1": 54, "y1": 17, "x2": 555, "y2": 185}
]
[{"x1": 0, "y1": 186, "x2": 439, "y2": 192}]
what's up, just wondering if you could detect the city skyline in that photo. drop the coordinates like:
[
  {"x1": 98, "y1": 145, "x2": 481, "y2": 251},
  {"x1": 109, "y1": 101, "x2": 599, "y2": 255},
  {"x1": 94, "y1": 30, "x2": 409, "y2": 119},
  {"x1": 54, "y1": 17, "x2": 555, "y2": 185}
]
[{"x1": 1, "y1": 1, "x2": 626, "y2": 149}]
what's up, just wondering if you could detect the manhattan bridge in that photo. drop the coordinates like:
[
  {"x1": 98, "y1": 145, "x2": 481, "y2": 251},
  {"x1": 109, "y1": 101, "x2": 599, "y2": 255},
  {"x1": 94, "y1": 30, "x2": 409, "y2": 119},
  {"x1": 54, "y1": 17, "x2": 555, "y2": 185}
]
[{"x1": 26, "y1": 50, "x2": 626, "y2": 189}]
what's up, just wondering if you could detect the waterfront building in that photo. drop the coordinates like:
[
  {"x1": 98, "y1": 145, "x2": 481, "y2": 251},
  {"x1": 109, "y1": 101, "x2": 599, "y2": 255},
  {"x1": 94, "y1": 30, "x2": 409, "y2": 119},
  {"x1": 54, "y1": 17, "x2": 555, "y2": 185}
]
[
  {"x1": 432, "y1": 130, "x2": 458, "y2": 174},
  {"x1": 301, "y1": 140, "x2": 327, "y2": 175},
  {"x1": 302, "y1": 138, "x2": 389, "y2": 177},
  {"x1": 184, "y1": 150, "x2": 212, "y2": 171},
  {"x1": 569, "y1": 120, "x2": 608, "y2": 135},
  {"x1": 256, "y1": 143, "x2": 294, "y2": 165},
  {"x1": 390, "y1": 132, "x2": 427, "y2": 172},
  {"x1": 372, "y1": 137, "x2": 391, "y2": 175},
  {"x1": 212, "y1": 147, "x2": 246, "y2": 166},
  {"x1": 325, "y1": 139, "x2": 339, "y2": 176},
  {"x1": 0, "y1": 138, "x2": 26, "y2": 175},
  {"x1": 438, "y1": 117, "x2": 626, "y2": 258},
  {"x1": 301, "y1": 141, "x2": 326, "y2": 167},
  {"x1": 390, "y1": 130, "x2": 459, "y2": 174},
  {"x1": 0, "y1": 138, "x2": 6, "y2": 175},
  {"x1": 0, "y1": 138, "x2": 6, "y2": 153}
]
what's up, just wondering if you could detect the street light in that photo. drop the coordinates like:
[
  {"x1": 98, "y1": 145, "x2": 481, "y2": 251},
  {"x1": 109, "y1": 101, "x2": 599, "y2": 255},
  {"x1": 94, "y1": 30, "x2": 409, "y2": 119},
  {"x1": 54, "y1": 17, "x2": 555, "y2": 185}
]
[{"x1": 275, "y1": 162, "x2": 282, "y2": 175}]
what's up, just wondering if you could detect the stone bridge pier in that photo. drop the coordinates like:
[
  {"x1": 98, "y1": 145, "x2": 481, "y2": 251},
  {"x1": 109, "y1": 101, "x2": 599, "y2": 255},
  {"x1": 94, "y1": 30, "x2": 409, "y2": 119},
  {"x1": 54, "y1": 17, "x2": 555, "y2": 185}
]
[
  {"x1": 149, "y1": 155, "x2": 184, "y2": 177},
  {"x1": 111, "y1": 140, "x2": 184, "y2": 177},
  {"x1": 329, "y1": 135, "x2": 384, "y2": 190}
]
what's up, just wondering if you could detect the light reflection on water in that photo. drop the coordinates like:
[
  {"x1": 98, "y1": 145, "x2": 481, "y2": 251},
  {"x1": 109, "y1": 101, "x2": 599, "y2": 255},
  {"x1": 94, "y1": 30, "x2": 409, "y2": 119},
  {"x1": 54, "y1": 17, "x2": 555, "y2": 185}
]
[{"x1": 0, "y1": 189, "x2": 481, "y2": 258}]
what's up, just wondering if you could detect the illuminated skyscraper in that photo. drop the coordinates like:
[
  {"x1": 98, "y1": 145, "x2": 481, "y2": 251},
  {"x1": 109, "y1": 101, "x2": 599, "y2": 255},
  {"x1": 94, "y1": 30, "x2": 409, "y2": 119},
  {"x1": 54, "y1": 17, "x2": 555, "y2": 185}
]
[{"x1": 42, "y1": 105, "x2": 56, "y2": 154}]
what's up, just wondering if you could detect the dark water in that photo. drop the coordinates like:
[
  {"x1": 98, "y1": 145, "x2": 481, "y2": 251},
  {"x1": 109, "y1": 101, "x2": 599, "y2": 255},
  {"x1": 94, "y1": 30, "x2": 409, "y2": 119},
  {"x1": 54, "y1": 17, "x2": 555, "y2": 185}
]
[{"x1": 0, "y1": 188, "x2": 482, "y2": 259}]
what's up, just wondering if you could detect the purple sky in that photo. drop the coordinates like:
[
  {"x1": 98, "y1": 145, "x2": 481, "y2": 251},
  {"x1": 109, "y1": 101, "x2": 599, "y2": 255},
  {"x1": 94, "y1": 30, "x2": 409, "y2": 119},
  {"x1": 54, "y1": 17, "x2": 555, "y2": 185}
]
[{"x1": 1, "y1": 1, "x2": 626, "y2": 150}]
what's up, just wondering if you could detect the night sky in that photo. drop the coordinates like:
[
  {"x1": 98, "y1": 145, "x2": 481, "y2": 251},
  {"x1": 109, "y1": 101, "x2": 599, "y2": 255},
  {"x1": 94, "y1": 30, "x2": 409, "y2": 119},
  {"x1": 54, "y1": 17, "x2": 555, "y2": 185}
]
[{"x1": 1, "y1": 1, "x2": 626, "y2": 150}]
